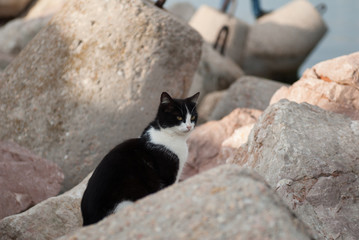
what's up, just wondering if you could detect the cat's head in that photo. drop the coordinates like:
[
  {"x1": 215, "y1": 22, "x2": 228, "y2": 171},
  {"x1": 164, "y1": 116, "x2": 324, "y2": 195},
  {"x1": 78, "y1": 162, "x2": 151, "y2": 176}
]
[{"x1": 156, "y1": 92, "x2": 200, "y2": 135}]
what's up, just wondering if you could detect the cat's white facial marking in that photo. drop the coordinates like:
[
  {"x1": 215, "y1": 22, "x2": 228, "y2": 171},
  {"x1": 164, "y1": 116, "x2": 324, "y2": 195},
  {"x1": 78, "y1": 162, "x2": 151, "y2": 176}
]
[{"x1": 176, "y1": 107, "x2": 195, "y2": 134}]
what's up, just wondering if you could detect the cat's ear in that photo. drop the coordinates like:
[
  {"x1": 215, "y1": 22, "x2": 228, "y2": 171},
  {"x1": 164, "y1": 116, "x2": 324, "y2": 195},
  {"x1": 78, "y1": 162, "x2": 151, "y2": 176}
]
[
  {"x1": 188, "y1": 92, "x2": 200, "y2": 105},
  {"x1": 160, "y1": 92, "x2": 173, "y2": 104}
]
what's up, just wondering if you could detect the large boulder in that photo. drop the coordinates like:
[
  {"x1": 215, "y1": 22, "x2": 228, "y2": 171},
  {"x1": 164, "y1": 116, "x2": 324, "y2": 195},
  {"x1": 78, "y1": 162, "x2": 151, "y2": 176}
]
[
  {"x1": 242, "y1": 0, "x2": 327, "y2": 83},
  {"x1": 0, "y1": 0, "x2": 202, "y2": 191},
  {"x1": 209, "y1": 76, "x2": 285, "y2": 120},
  {"x1": 271, "y1": 52, "x2": 359, "y2": 120},
  {"x1": 188, "y1": 43, "x2": 244, "y2": 101},
  {"x1": 0, "y1": 0, "x2": 32, "y2": 18},
  {"x1": 181, "y1": 108, "x2": 262, "y2": 181},
  {"x1": 233, "y1": 100, "x2": 359, "y2": 240},
  {"x1": 60, "y1": 166, "x2": 314, "y2": 240},
  {"x1": 0, "y1": 174, "x2": 90, "y2": 240},
  {"x1": 0, "y1": 141, "x2": 64, "y2": 220}
]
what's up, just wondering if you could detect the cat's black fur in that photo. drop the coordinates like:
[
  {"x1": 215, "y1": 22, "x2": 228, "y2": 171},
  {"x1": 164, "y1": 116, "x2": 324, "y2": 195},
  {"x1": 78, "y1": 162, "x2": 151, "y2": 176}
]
[{"x1": 81, "y1": 92, "x2": 199, "y2": 226}]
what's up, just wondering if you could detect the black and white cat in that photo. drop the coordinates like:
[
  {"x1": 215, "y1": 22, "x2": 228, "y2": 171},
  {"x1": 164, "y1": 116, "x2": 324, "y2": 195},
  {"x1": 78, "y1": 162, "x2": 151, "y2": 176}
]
[{"x1": 81, "y1": 92, "x2": 200, "y2": 226}]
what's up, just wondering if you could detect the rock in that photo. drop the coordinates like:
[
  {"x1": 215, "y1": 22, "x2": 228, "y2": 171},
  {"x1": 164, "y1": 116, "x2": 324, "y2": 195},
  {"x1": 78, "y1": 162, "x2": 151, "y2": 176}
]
[
  {"x1": 0, "y1": 0, "x2": 202, "y2": 191},
  {"x1": 60, "y1": 166, "x2": 314, "y2": 240},
  {"x1": 307, "y1": 51, "x2": 359, "y2": 88},
  {"x1": 189, "y1": 5, "x2": 249, "y2": 65},
  {"x1": 181, "y1": 108, "x2": 262, "y2": 181},
  {"x1": 197, "y1": 90, "x2": 225, "y2": 124},
  {"x1": 25, "y1": 0, "x2": 66, "y2": 19},
  {"x1": 188, "y1": 43, "x2": 244, "y2": 100},
  {"x1": 0, "y1": 51, "x2": 14, "y2": 70},
  {"x1": 271, "y1": 52, "x2": 359, "y2": 120},
  {"x1": 217, "y1": 123, "x2": 255, "y2": 164},
  {"x1": 0, "y1": 174, "x2": 90, "y2": 240},
  {"x1": 210, "y1": 76, "x2": 286, "y2": 120},
  {"x1": 242, "y1": 0, "x2": 327, "y2": 83},
  {"x1": 0, "y1": 0, "x2": 32, "y2": 18},
  {"x1": 168, "y1": 2, "x2": 196, "y2": 22},
  {"x1": 0, "y1": 141, "x2": 64, "y2": 220},
  {"x1": 234, "y1": 100, "x2": 359, "y2": 240},
  {"x1": 0, "y1": 16, "x2": 52, "y2": 55}
]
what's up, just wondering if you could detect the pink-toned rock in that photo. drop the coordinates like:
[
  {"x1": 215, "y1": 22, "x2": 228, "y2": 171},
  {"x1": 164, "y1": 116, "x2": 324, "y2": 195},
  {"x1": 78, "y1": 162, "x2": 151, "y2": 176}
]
[
  {"x1": 309, "y1": 51, "x2": 359, "y2": 88},
  {"x1": 234, "y1": 100, "x2": 359, "y2": 240},
  {"x1": 271, "y1": 52, "x2": 359, "y2": 120},
  {"x1": 0, "y1": 141, "x2": 64, "y2": 220},
  {"x1": 217, "y1": 123, "x2": 255, "y2": 164},
  {"x1": 0, "y1": 173, "x2": 89, "y2": 240},
  {"x1": 181, "y1": 108, "x2": 262, "y2": 181}
]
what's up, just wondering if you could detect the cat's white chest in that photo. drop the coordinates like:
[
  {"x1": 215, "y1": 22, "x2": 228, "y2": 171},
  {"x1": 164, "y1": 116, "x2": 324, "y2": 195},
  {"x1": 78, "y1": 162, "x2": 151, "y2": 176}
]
[{"x1": 147, "y1": 127, "x2": 189, "y2": 182}]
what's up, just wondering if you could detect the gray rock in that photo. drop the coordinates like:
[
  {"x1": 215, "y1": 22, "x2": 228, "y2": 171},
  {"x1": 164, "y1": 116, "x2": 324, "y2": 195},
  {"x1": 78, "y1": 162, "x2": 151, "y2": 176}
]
[
  {"x1": 0, "y1": 0, "x2": 202, "y2": 191},
  {"x1": 210, "y1": 76, "x2": 286, "y2": 120},
  {"x1": 0, "y1": 51, "x2": 14, "y2": 70},
  {"x1": 188, "y1": 43, "x2": 244, "y2": 101},
  {"x1": 60, "y1": 166, "x2": 314, "y2": 240},
  {"x1": 0, "y1": 16, "x2": 52, "y2": 55},
  {"x1": 168, "y1": 2, "x2": 196, "y2": 22},
  {"x1": 0, "y1": 141, "x2": 64, "y2": 220},
  {"x1": 242, "y1": 0, "x2": 327, "y2": 83},
  {"x1": 234, "y1": 100, "x2": 359, "y2": 240},
  {"x1": 0, "y1": 174, "x2": 89, "y2": 240},
  {"x1": 197, "y1": 90, "x2": 226, "y2": 123}
]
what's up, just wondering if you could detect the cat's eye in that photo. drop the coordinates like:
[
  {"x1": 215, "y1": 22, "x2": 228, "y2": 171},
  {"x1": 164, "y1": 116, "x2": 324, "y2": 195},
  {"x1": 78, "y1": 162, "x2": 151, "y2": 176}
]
[
  {"x1": 177, "y1": 116, "x2": 182, "y2": 121},
  {"x1": 191, "y1": 116, "x2": 196, "y2": 120}
]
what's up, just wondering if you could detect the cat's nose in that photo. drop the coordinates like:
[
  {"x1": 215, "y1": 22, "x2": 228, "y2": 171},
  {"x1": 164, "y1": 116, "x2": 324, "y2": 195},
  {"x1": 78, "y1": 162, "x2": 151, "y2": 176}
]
[{"x1": 186, "y1": 125, "x2": 192, "y2": 130}]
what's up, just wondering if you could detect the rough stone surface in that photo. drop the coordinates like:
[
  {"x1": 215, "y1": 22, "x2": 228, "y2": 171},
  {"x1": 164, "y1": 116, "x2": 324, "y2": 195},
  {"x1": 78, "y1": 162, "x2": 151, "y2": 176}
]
[
  {"x1": 0, "y1": 0, "x2": 32, "y2": 18},
  {"x1": 271, "y1": 52, "x2": 359, "y2": 120},
  {"x1": 181, "y1": 108, "x2": 262, "y2": 181},
  {"x1": 210, "y1": 76, "x2": 285, "y2": 120},
  {"x1": 242, "y1": 0, "x2": 326, "y2": 82},
  {"x1": 0, "y1": 16, "x2": 52, "y2": 55},
  {"x1": 188, "y1": 43, "x2": 244, "y2": 101},
  {"x1": 234, "y1": 100, "x2": 359, "y2": 240},
  {"x1": 168, "y1": 2, "x2": 196, "y2": 23},
  {"x1": 0, "y1": 141, "x2": 64, "y2": 220},
  {"x1": 60, "y1": 166, "x2": 314, "y2": 240},
  {"x1": 0, "y1": 0, "x2": 202, "y2": 191},
  {"x1": 197, "y1": 90, "x2": 225, "y2": 124},
  {"x1": 0, "y1": 173, "x2": 90, "y2": 240}
]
